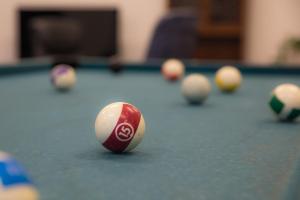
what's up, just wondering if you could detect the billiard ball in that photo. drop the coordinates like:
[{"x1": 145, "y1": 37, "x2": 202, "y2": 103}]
[
  {"x1": 0, "y1": 152, "x2": 39, "y2": 200},
  {"x1": 269, "y1": 83, "x2": 300, "y2": 121},
  {"x1": 161, "y1": 59, "x2": 185, "y2": 81},
  {"x1": 181, "y1": 74, "x2": 211, "y2": 104},
  {"x1": 215, "y1": 66, "x2": 242, "y2": 92},
  {"x1": 95, "y1": 102, "x2": 145, "y2": 153},
  {"x1": 50, "y1": 64, "x2": 76, "y2": 91},
  {"x1": 109, "y1": 60, "x2": 123, "y2": 74}
]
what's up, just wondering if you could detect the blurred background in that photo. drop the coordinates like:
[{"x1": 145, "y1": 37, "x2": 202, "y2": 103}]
[{"x1": 0, "y1": 0, "x2": 299, "y2": 66}]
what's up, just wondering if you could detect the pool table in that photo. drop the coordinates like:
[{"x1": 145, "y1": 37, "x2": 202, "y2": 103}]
[{"x1": 0, "y1": 58, "x2": 300, "y2": 200}]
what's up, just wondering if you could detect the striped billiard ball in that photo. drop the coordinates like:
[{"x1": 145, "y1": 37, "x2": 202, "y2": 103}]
[
  {"x1": 161, "y1": 59, "x2": 185, "y2": 81},
  {"x1": 95, "y1": 102, "x2": 145, "y2": 153},
  {"x1": 215, "y1": 66, "x2": 242, "y2": 93},
  {"x1": 50, "y1": 64, "x2": 76, "y2": 91},
  {"x1": 0, "y1": 152, "x2": 39, "y2": 200},
  {"x1": 269, "y1": 83, "x2": 300, "y2": 121}
]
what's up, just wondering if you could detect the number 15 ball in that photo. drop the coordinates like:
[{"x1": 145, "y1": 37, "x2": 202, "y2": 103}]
[{"x1": 95, "y1": 102, "x2": 145, "y2": 153}]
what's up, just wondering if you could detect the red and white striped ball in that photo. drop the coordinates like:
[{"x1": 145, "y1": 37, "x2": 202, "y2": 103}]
[
  {"x1": 161, "y1": 59, "x2": 185, "y2": 81},
  {"x1": 50, "y1": 64, "x2": 76, "y2": 91},
  {"x1": 95, "y1": 102, "x2": 145, "y2": 153}
]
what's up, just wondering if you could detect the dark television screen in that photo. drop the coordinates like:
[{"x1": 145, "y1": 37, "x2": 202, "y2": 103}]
[{"x1": 19, "y1": 8, "x2": 118, "y2": 58}]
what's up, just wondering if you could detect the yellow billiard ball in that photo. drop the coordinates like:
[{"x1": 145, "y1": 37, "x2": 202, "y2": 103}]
[{"x1": 215, "y1": 66, "x2": 242, "y2": 93}]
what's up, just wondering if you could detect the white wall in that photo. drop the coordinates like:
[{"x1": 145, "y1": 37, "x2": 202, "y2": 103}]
[
  {"x1": 1, "y1": 1, "x2": 300, "y2": 64},
  {"x1": 0, "y1": 0, "x2": 167, "y2": 63},
  {"x1": 244, "y1": 0, "x2": 300, "y2": 64}
]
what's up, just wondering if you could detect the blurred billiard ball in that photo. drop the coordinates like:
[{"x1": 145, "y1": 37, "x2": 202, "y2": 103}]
[
  {"x1": 161, "y1": 59, "x2": 185, "y2": 81},
  {"x1": 269, "y1": 83, "x2": 300, "y2": 121},
  {"x1": 50, "y1": 64, "x2": 76, "y2": 91},
  {"x1": 181, "y1": 73, "x2": 211, "y2": 104},
  {"x1": 215, "y1": 66, "x2": 242, "y2": 93},
  {"x1": 109, "y1": 57, "x2": 123, "y2": 74}
]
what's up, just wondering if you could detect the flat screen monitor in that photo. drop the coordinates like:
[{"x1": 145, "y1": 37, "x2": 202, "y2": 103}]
[{"x1": 19, "y1": 8, "x2": 118, "y2": 58}]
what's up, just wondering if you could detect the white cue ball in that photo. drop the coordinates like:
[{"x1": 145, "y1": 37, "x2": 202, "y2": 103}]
[
  {"x1": 215, "y1": 66, "x2": 242, "y2": 92},
  {"x1": 95, "y1": 102, "x2": 145, "y2": 153},
  {"x1": 181, "y1": 73, "x2": 211, "y2": 104},
  {"x1": 269, "y1": 83, "x2": 300, "y2": 121},
  {"x1": 0, "y1": 152, "x2": 39, "y2": 200},
  {"x1": 161, "y1": 59, "x2": 185, "y2": 81},
  {"x1": 50, "y1": 64, "x2": 76, "y2": 91}
]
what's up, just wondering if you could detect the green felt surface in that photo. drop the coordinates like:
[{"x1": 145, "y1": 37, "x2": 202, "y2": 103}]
[{"x1": 0, "y1": 69, "x2": 300, "y2": 200}]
